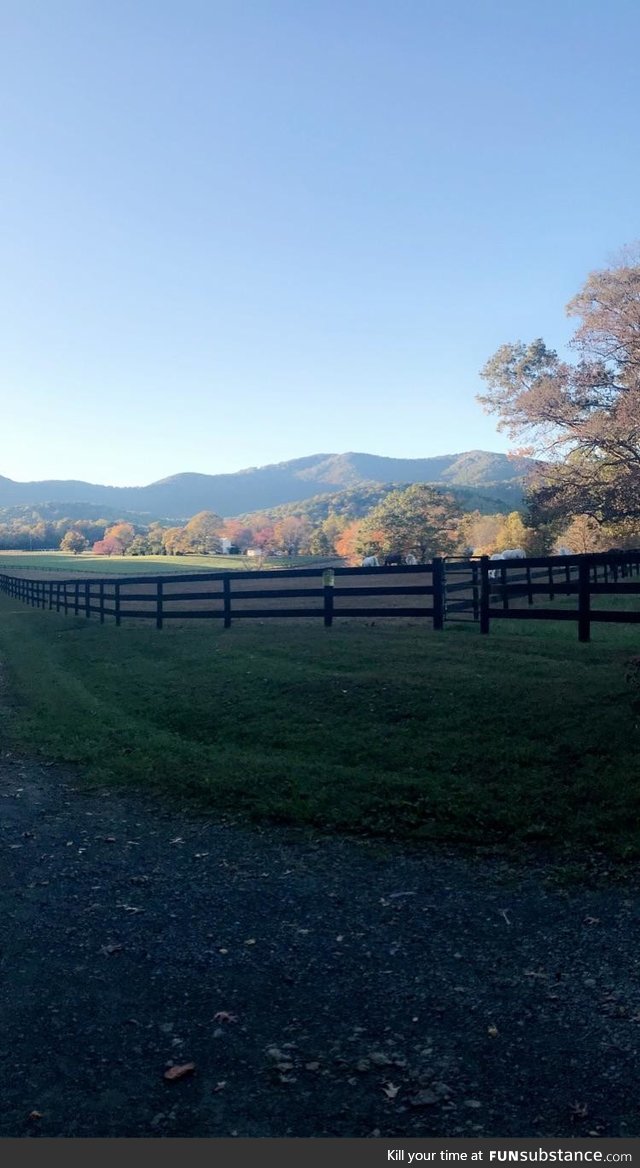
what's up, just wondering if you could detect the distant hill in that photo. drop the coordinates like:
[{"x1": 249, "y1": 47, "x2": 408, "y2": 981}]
[{"x1": 0, "y1": 451, "x2": 534, "y2": 520}]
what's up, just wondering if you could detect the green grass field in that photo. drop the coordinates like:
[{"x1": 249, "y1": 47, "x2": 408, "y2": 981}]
[
  {"x1": 1, "y1": 589, "x2": 639, "y2": 860},
  {"x1": 0, "y1": 551, "x2": 274, "y2": 574}
]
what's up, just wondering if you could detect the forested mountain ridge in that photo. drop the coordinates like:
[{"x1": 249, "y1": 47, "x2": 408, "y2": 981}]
[
  {"x1": 0, "y1": 450, "x2": 533, "y2": 519},
  {"x1": 237, "y1": 480, "x2": 517, "y2": 528}
]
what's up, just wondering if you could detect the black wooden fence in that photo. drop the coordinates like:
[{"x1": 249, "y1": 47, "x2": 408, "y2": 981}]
[
  {"x1": 1, "y1": 551, "x2": 639, "y2": 641},
  {"x1": 0, "y1": 561, "x2": 443, "y2": 629},
  {"x1": 445, "y1": 550, "x2": 640, "y2": 641}
]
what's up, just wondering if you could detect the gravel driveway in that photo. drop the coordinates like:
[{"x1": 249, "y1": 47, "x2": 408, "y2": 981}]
[{"x1": 2, "y1": 750, "x2": 639, "y2": 1138}]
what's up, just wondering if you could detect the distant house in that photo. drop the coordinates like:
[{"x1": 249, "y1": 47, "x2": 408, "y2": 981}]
[{"x1": 220, "y1": 537, "x2": 232, "y2": 553}]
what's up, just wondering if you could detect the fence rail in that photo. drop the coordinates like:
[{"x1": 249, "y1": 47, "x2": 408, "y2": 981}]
[
  {"x1": 1, "y1": 551, "x2": 639, "y2": 641},
  {"x1": 0, "y1": 561, "x2": 441, "y2": 629}
]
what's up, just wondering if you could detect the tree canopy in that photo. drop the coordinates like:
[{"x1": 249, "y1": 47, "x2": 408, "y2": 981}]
[
  {"x1": 358, "y1": 484, "x2": 460, "y2": 560},
  {"x1": 478, "y1": 252, "x2": 640, "y2": 527}
]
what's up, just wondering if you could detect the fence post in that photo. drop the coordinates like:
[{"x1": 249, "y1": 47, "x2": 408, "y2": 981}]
[
  {"x1": 85, "y1": 581, "x2": 90, "y2": 618},
  {"x1": 526, "y1": 564, "x2": 533, "y2": 605},
  {"x1": 100, "y1": 581, "x2": 105, "y2": 624},
  {"x1": 578, "y1": 559, "x2": 591, "y2": 643},
  {"x1": 431, "y1": 558, "x2": 444, "y2": 630},
  {"x1": 156, "y1": 579, "x2": 163, "y2": 630},
  {"x1": 548, "y1": 565, "x2": 554, "y2": 601},
  {"x1": 480, "y1": 556, "x2": 490, "y2": 634},
  {"x1": 115, "y1": 582, "x2": 121, "y2": 626},
  {"x1": 323, "y1": 568, "x2": 335, "y2": 628},
  {"x1": 223, "y1": 575, "x2": 231, "y2": 628},
  {"x1": 471, "y1": 561, "x2": 479, "y2": 621},
  {"x1": 56, "y1": 583, "x2": 61, "y2": 612},
  {"x1": 64, "y1": 582, "x2": 69, "y2": 615}
]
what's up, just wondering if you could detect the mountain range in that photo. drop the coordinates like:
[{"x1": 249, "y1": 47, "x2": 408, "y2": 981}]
[{"x1": 0, "y1": 451, "x2": 535, "y2": 520}]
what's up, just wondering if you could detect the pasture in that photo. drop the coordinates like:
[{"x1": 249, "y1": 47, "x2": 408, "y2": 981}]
[
  {"x1": 0, "y1": 591, "x2": 639, "y2": 860},
  {"x1": 0, "y1": 550, "x2": 298, "y2": 575}
]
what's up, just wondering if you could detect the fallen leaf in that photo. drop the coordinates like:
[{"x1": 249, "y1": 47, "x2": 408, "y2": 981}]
[
  {"x1": 409, "y1": 1089, "x2": 438, "y2": 1107},
  {"x1": 244, "y1": 938, "x2": 256, "y2": 946},
  {"x1": 382, "y1": 1082, "x2": 400, "y2": 1100},
  {"x1": 212, "y1": 1081, "x2": 227, "y2": 1093},
  {"x1": 28, "y1": 1111, "x2": 42, "y2": 1121},
  {"x1": 163, "y1": 1062, "x2": 196, "y2": 1082},
  {"x1": 487, "y1": 1025, "x2": 499, "y2": 1037},
  {"x1": 213, "y1": 1011, "x2": 238, "y2": 1023},
  {"x1": 368, "y1": 1052, "x2": 392, "y2": 1067}
]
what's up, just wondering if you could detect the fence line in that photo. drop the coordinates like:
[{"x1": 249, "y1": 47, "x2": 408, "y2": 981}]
[
  {"x1": 0, "y1": 560, "x2": 442, "y2": 630},
  {"x1": 1, "y1": 552, "x2": 639, "y2": 641}
]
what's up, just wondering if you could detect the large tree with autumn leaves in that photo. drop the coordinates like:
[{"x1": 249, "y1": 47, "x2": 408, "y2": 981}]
[{"x1": 477, "y1": 251, "x2": 640, "y2": 528}]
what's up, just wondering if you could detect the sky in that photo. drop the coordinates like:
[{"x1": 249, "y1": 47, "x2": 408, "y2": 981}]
[{"x1": 1, "y1": 0, "x2": 639, "y2": 487}]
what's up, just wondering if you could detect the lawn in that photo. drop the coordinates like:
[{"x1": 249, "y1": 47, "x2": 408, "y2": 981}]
[
  {"x1": 1, "y1": 591, "x2": 639, "y2": 859},
  {"x1": 0, "y1": 551, "x2": 271, "y2": 575}
]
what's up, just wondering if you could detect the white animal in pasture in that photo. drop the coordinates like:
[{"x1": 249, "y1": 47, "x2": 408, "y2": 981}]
[
  {"x1": 361, "y1": 555, "x2": 380, "y2": 568},
  {"x1": 554, "y1": 546, "x2": 573, "y2": 556},
  {"x1": 404, "y1": 553, "x2": 418, "y2": 565},
  {"x1": 488, "y1": 547, "x2": 526, "y2": 579}
]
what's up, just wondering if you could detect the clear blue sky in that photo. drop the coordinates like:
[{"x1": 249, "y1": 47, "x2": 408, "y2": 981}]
[{"x1": 2, "y1": 0, "x2": 639, "y2": 487}]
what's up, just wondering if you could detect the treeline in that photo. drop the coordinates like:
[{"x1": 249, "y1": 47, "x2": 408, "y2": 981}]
[{"x1": 2, "y1": 486, "x2": 638, "y2": 563}]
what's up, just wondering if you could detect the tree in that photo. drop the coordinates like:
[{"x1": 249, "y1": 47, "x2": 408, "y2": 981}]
[
  {"x1": 457, "y1": 511, "x2": 504, "y2": 555},
  {"x1": 557, "y1": 515, "x2": 605, "y2": 554},
  {"x1": 147, "y1": 523, "x2": 168, "y2": 554},
  {"x1": 162, "y1": 526, "x2": 187, "y2": 555},
  {"x1": 220, "y1": 519, "x2": 253, "y2": 551},
  {"x1": 477, "y1": 251, "x2": 640, "y2": 527},
  {"x1": 103, "y1": 522, "x2": 135, "y2": 554},
  {"x1": 273, "y1": 515, "x2": 312, "y2": 556},
  {"x1": 334, "y1": 520, "x2": 364, "y2": 564},
  {"x1": 128, "y1": 535, "x2": 152, "y2": 555},
  {"x1": 252, "y1": 525, "x2": 275, "y2": 555},
  {"x1": 308, "y1": 512, "x2": 345, "y2": 555},
  {"x1": 358, "y1": 484, "x2": 460, "y2": 561},
  {"x1": 181, "y1": 511, "x2": 223, "y2": 554},
  {"x1": 93, "y1": 536, "x2": 125, "y2": 556},
  {"x1": 60, "y1": 530, "x2": 88, "y2": 555}
]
